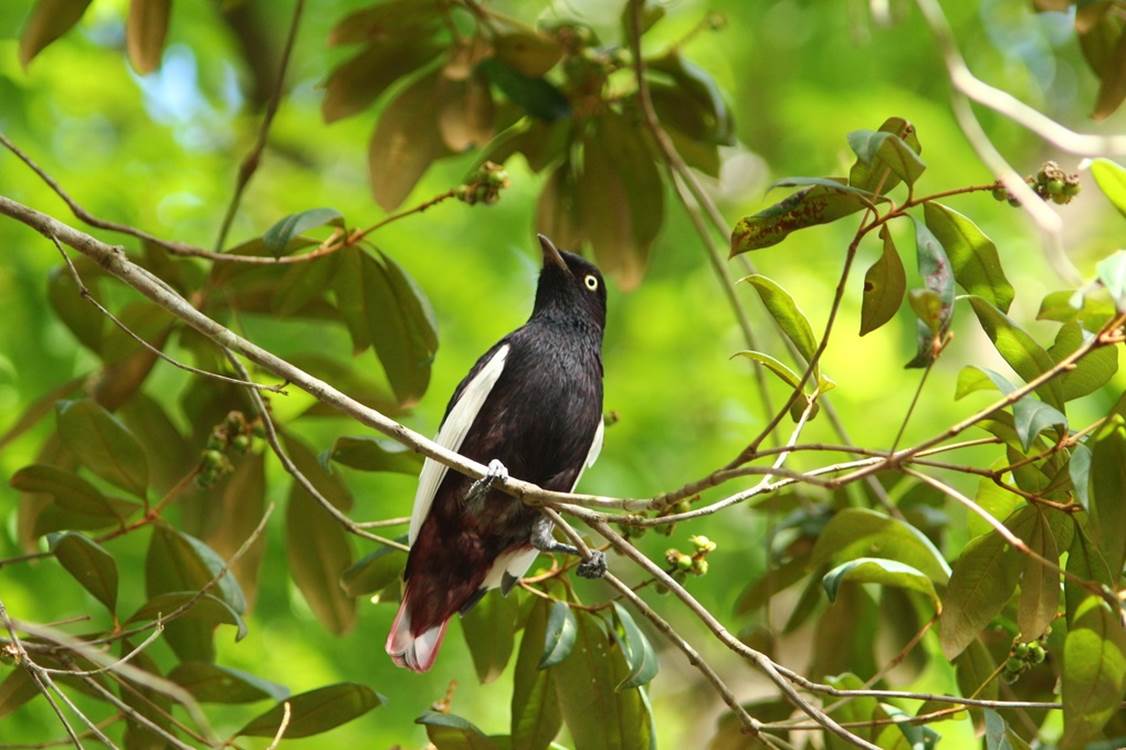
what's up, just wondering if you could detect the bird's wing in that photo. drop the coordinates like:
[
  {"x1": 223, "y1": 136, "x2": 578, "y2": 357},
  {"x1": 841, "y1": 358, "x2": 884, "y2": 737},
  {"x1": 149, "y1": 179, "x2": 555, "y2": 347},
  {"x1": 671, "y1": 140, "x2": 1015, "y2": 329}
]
[
  {"x1": 408, "y1": 343, "x2": 510, "y2": 546},
  {"x1": 493, "y1": 417, "x2": 606, "y2": 594}
]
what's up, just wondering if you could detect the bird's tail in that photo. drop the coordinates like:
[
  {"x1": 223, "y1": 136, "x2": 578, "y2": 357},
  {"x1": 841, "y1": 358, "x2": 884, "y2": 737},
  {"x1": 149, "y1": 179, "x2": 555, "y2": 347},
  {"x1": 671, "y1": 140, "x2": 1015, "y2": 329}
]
[{"x1": 384, "y1": 583, "x2": 449, "y2": 673}]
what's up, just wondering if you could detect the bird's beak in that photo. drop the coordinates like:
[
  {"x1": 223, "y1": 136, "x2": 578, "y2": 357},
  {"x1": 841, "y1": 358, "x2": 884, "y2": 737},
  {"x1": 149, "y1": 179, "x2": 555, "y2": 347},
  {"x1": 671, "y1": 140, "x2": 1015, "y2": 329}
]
[{"x1": 537, "y1": 233, "x2": 570, "y2": 274}]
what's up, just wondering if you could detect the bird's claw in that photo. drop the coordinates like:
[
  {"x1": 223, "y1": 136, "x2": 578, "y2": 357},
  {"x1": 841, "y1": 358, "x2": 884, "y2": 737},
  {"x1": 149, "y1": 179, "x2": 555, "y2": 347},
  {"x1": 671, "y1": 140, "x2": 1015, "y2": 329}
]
[
  {"x1": 576, "y1": 550, "x2": 607, "y2": 579},
  {"x1": 466, "y1": 459, "x2": 508, "y2": 506}
]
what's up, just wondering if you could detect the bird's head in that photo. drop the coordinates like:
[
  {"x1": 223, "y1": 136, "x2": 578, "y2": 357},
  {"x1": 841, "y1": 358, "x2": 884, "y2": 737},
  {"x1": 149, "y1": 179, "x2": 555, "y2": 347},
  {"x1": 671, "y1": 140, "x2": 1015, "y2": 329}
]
[{"x1": 532, "y1": 234, "x2": 607, "y2": 331}]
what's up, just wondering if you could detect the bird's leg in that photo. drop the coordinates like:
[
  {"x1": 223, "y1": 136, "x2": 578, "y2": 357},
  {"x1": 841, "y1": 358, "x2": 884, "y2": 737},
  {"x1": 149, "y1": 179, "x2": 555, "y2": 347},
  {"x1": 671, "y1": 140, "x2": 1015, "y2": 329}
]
[
  {"x1": 530, "y1": 516, "x2": 607, "y2": 579},
  {"x1": 464, "y1": 459, "x2": 508, "y2": 511}
]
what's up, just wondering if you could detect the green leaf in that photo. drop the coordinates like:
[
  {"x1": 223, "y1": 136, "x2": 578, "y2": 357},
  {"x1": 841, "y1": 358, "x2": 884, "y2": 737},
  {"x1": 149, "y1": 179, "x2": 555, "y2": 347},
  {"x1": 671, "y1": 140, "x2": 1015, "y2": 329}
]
[
  {"x1": 1013, "y1": 397, "x2": 1067, "y2": 452},
  {"x1": 956, "y1": 638, "x2": 1000, "y2": 704},
  {"x1": 494, "y1": 31, "x2": 562, "y2": 77},
  {"x1": 126, "y1": 0, "x2": 170, "y2": 74},
  {"x1": 262, "y1": 208, "x2": 343, "y2": 258},
  {"x1": 145, "y1": 525, "x2": 247, "y2": 660},
  {"x1": 577, "y1": 110, "x2": 664, "y2": 290},
  {"x1": 368, "y1": 69, "x2": 451, "y2": 211},
  {"x1": 417, "y1": 711, "x2": 499, "y2": 750},
  {"x1": 1096, "y1": 248, "x2": 1126, "y2": 311},
  {"x1": 939, "y1": 508, "x2": 1031, "y2": 659},
  {"x1": 322, "y1": 35, "x2": 443, "y2": 123},
  {"x1": 333, "y1": 247, "x2": 438, "y2": 406},
  {"x1": 647, "y1": 53, "x2": 734, "y2": 145},
  {"x1": 848, "y1": 117, "x2": 922, "y2": 195},
  {"x1": 118, "y1": 393, "x2": 191, "y2": 495},
  {"x1": 847, "y1": 129, "x2": 926, "y2": 187},
  {"x1": 1048, "y1": 321, "x2": 1119, "y2": 401},
  {"x1": 99, "y1": 300, "x2": 174, "y2": 365},
  {"x1": 326, "y1": 1, "x2": 442, "y2": 47},
  {"x1": 860, "y1": 226, "x2": 906, "y2": 336},
  {"x1": 0, "y1": 669, "x2": 38, "y2": 720},
  {"x1": 10, "y1": 464, "x2": 139, "y2": 528},
  {"x1": 540, "y1": 600, "x2": 577, "y2": 669},
  {"x1": 19, "y1": 0, "x2": 92, "y2": 68},
  {"x1": 48, "y1": 531, "x2": 117, "y2": 613},
  {"x1": 1090, "y1": 421, "x2": 1126, "y2": 574},
  {"x1": 968, "y1": 296, "x2": 1066, "y2": 410},
  {"x1": 167, "y1": 662, "x2": 289, "y2": 704},
  {"x1": 955, "y1": 365, "x2": 998, "y2": 400},
  {"x1": 1037, "y1": 288, "x2": 1117, "y2": 331},
  {"x1": 984, "y1": 709, "x2": 1014, "y2": 750},
  {"x1": 511, "y1": 598, "x2": 563, "y2": 750},
  {"x1": 821, "y1": 557, "x2": 939, "y2": 608},
  {"x1": 552, "y1": 609, "x2": 652, "y2": 750},
  {"x1": 461, "y1": 590, "x2": 518, "y2": 684},
  {"x1": 1066, "y1": 522, "x2": 1113, "y2": 623},
  {"x1": 327, "y1": 435, "x2": 425, "y2": 474},
  {"x1": 730, "y1": 180, "x2": 866, "y2": 254},
  {"x1": 1016, "y1": 509, "x2": 1060, "y2": 639},
  {"x1": 811, "y1": 508, "x2": 950, "y2": 584},
  {"x1": 47, "y1": 264, "x2": 103, "y2": 353},
  {"x1": 56, "y1": 398, "x2": 149, "y2": 498},
  {"x1": 730, "y1": 350, "x2": 822, "y2": 422},
  {"x1": 285, "y1": 479, "x2": 356, "y2": 635},
  {"x1": 611, "y1": 603, "x2": 659, "y2": 690},
  {"x1": 127, "y1": 591, "x2": 247, "y2": 641},
  {"x1": 237, "y1": 683, "x2": 383, "y2": 738},
  {"x1": 923, "y1": 202, "x2": 1014, "y2": 313},
  {"x1": 912, "y1": 218, "x2": 954, "y2": 330},
  {"x1": 478, "y1": 58, "x2": 570, "y2": 122},
  {"x1": 741, "y1": 274, "x2": 819, "y2": 375},
  {"x1": 340, "y1": 544, "x2": 406, "y2": 598},
  {"x1": 1090, "y1": 158, "x2": 1126, "y2": 217},
  {"x1": 1068, "y1": 443, "x2": 1093, "y2": 508},
  {"x1": 907, "y1": 288, "x2": 944, "y2": 333},
  {"x1": 1060, "y1": 596, "x2": 1126, "y2": 749}
]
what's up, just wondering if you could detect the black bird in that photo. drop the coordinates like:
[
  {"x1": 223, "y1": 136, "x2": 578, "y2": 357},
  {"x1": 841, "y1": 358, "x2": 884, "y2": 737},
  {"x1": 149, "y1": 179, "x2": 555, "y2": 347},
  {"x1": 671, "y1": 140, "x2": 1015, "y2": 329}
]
[{"x1": 386, "y1": 234, "x2": 607, "y2": 672}]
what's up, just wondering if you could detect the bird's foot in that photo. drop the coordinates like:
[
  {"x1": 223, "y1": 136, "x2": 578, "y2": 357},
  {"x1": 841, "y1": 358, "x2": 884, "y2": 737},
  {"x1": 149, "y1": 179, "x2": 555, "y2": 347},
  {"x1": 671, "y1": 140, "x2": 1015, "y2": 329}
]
[
  {"x1": 576, "y1": 550, "x2": 607, "y2": 579},
  {"x1": 465, "y1": 459, "x2": 508, "y2": 507}
]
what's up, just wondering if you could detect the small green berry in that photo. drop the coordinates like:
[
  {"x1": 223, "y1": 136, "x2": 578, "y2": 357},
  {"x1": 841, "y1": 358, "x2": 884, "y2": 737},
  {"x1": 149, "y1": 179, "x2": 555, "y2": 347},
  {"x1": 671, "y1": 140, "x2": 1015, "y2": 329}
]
[
  {"x1": 691, "y1": 558, "x2": 709, "y2": 576},
  {"x1": 231, "y1": 435, "x2": 250, "y2": 454},
  {"x1": 1014, "y1": 643, "x2": 1029, "y2": 658},
  {"x1": 1046, "y1": 179, "x2": 1064, "y2": 195}
]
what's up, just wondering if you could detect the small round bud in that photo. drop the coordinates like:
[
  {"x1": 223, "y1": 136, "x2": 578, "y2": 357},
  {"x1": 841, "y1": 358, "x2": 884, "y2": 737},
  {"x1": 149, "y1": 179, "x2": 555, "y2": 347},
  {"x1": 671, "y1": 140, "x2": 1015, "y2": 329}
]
[
  {"x1": 992, "y1": 186, "x2": 1007, "y2": 201},
  {"x1": 689, "y1": 535, "x2": 716, "y2": 554},
  {"x1": 676, "y1": 555, "x2": 694, "y2": 572},
  {"x1": 1063, "y1": 175, "x2": 1080, "y2": 197},
  {"x1": 1005, "y1": 656, "x2": 1024, "y2": 673},
  {"x1": 203, "y1": 449, "x2": 225, "y2": 468},
  {"x1": 691, "y1": 558, "x2": 709, "y2": 575},
  {"x1": 1014, "y1": 643, "x2": 1029, "y2": 658},
  {"x1": 231, "y1": 435, "x2": 251, "y2": 454},
  {"x1": 1046, "y1": 179, "x2": 1064, "y2": 195}
]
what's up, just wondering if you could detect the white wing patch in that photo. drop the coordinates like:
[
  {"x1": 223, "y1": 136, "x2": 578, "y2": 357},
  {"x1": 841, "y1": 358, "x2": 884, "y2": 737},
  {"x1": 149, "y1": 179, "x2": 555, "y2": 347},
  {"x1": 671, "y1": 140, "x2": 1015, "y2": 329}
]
[{"x1": 408, "y1": 345, "x2": 510, "y2": 546}]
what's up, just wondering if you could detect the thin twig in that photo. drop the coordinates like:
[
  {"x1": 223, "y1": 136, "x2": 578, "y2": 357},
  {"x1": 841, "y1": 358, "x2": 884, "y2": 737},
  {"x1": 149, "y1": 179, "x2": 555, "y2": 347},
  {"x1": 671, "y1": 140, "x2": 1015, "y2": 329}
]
[
  {"x1": 225, "y1": 352, "x2": 410, "y2": 552},
  {"x1": 214, "y1": 0, "x2": 306, "y2": 251},
  {"x1": 49, "y1": 234, "x2": 287, "y2": 393},
  {"x1": 265, "y1": 702, "x2": 292, "y2": 750}
]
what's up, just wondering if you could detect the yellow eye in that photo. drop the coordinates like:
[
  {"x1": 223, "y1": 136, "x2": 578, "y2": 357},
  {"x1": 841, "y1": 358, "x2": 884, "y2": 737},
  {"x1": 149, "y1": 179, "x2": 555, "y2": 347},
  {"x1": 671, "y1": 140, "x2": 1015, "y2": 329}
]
[{"x1": 584, "y1": 274, "x2": 599, "y2": 291}]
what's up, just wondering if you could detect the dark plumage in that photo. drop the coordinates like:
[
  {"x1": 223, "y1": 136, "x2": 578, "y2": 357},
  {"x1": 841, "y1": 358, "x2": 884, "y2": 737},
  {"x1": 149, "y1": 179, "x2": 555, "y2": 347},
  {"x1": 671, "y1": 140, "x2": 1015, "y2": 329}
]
[{"x1": 386, "y1": 235, "x2": 607, "y2": 672}]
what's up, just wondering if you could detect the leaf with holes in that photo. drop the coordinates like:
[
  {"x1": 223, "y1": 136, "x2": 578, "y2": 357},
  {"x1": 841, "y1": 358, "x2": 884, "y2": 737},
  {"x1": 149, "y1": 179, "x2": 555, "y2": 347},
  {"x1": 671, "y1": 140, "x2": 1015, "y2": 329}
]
[
  {"x1": 730, "y1": 180, "x2": 867, "y2": 255},
  {"x1": 48, "y1": 531, "x2": 117, "y2": 613},
  {"x1": 860, "y1": 226, "x2": 906, "y2": 336},
  {"x1": 237, "y1": 683, "x2": 384, "y2": 738}
]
